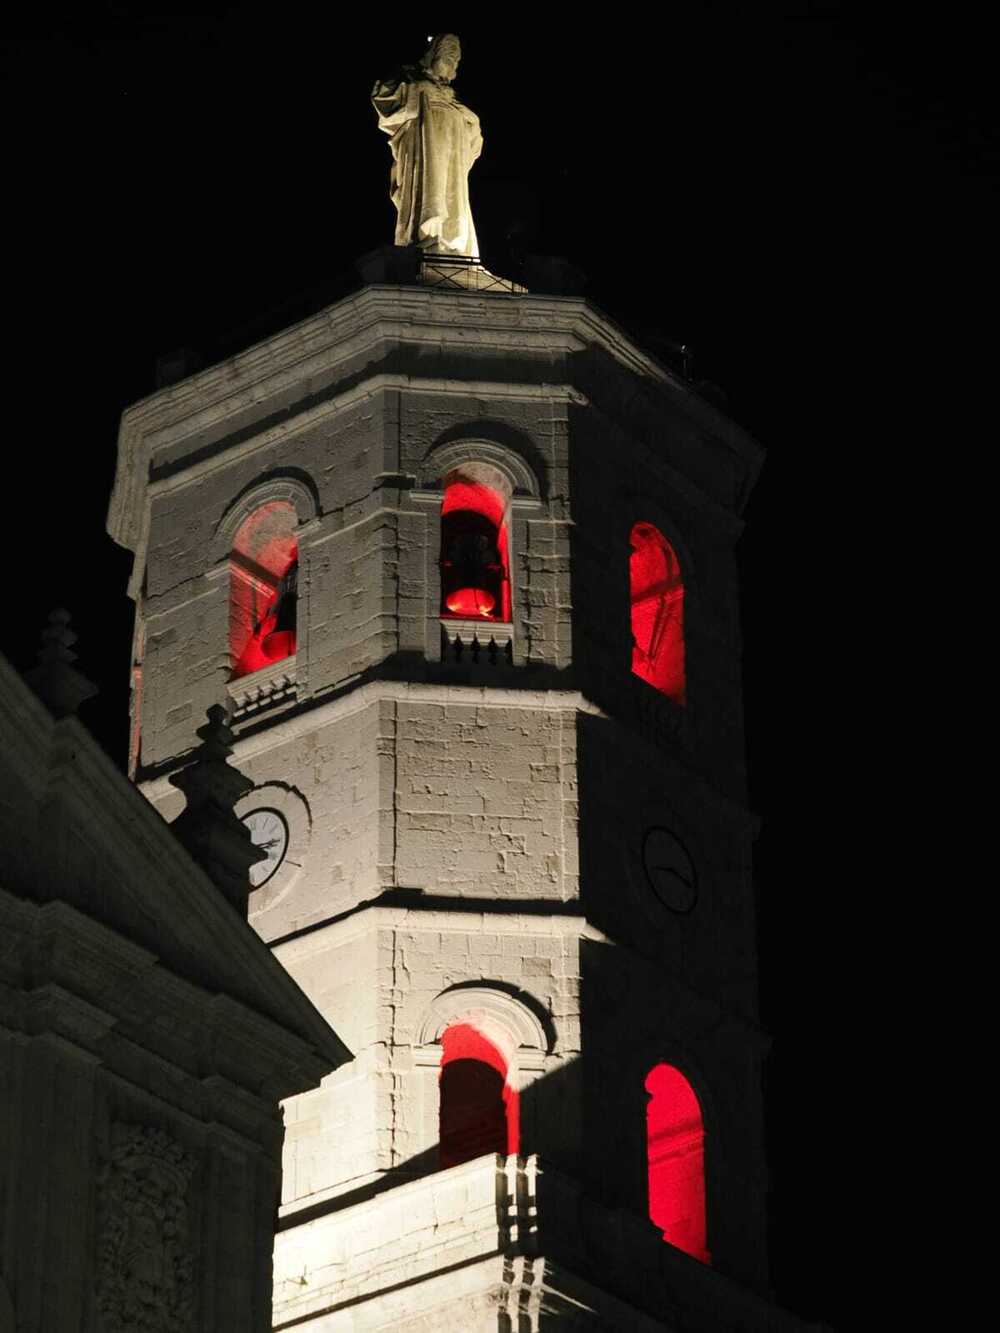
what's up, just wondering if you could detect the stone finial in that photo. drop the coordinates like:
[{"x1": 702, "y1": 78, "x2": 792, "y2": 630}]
[
  {"x1": 25, "y1": 608, "x2": 98, "y2": 718},
  {"x1": 168, "y1": 704, "x2": 266, "y2": 915}
]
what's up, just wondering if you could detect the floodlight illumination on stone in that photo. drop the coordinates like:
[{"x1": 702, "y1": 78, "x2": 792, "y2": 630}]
[{"x1": 108, "y1": 263, "x2": 780, "y2": 1325}]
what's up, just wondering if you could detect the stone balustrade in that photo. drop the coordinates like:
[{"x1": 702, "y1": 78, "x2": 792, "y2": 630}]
[
  {"x1": 227, "y1": 656, "x2": 298, "y2": 721},
  {"x1": 440, "y1": 619, "x2": 514, "y2": 668},
  {"x1": 272, "y1": 1153, "x2": 815, "y2": 1331}
]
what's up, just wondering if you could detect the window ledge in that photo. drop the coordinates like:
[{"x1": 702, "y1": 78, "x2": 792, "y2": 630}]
[
  {"x1": 440, "y1": 619, "x2": 514, "y2": 667},
  {"x1": 228, "y1": 655, "x2": 298, "y2": 721}
]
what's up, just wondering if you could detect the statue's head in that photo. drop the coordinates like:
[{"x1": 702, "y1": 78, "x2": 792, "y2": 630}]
[{"x1": 422, "y1": 33, "x2": 461, "y2": 83}]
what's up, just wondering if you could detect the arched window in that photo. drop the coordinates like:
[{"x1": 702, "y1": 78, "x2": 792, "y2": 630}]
[
  {"x1": 630, "y1": 522, "x2": 685, "y2": 704},
  {"x1": 440, "y1": 474, "x2": 511, "y2": 622},
  {"x1": 645, "y1": 1063, "x2": 709, "y2": 1263},
  {"x1": 439, "y1": 1022, "x2": 519, "y2": 1168},
  {"x1": 230, "y1": 501, "x2": 298, "y2": 679}
]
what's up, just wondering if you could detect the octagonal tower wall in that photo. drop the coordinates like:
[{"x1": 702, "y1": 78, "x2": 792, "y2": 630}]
[{"x1": 112, "y1": 285, "x2": 771, "y2": 1302}]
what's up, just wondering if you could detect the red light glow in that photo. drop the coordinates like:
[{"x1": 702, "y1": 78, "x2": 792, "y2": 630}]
[
  {"x1": 630, "y1": 522, "x2": 685, "y2": 704},
  {"x1": 444, "y1": 586, "x2": 496, "y2": 616},
  {"x1": 439, "y1": 1022, "x2": 519, "y2": 1166},
  {"x1": 231, "y1": 500, "x2": 299, "y2": 679},
  {"x1": 645, "y1": 1063, "x2": 709, "y2": 1263},
  {"x1": 440, "y1": 479, "x2": 511, "y2": 622},
  {"x1": 441, "y1": 480, "x2": 506, "y2": 529}
]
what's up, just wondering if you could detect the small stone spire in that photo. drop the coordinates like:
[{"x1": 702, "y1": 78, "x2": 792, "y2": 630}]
[
  {"x1": 26, "y1": 608, "x2": 98, "y2": 718},
  {"x1": 168, "y1": 704, "x2": 266, "y2": 914}
]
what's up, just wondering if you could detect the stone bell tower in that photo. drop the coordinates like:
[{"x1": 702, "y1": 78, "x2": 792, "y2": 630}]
[{"x1": 106, "y1": 37, "x2": 819, "y2": 1333}]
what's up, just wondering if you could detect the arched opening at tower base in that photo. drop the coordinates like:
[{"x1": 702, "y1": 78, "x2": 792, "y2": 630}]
[
  {"x1": 645, "y1": 1062, "x2": 710, "y2": 1263},
  {"x1": 439, "y1": 1022, "x2": 519, "y2": 1167}
]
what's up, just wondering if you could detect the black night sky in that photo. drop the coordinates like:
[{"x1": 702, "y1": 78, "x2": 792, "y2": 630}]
[{"x1": 2, "y1": 6, "x2": 991, "y2": 1329}]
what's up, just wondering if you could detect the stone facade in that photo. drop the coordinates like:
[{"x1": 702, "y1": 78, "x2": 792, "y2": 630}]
[
  {"x1": 0, "y1": 652, "x2": 350, "y2": 1332},
  {"x1": 110, "y1": 284, "x2": 820, "y2": 1329}
]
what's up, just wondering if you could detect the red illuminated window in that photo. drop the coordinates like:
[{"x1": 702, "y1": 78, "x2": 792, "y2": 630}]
[
  {"x1": 630, "y1": 523, "x2": 685, "y2": 704},
  {"x1": 230, "y1": 502, "x2": 299, "y2": 680},
  {"x1": 439, "y1": 1023, "x2": 519, "y2": 1168},
  {"x1": 440, "y1": 479, "x2": 511, "y2": 622},
  {"x1": 645, "y1": 1063, "x2": 709, "y2": 1263}
]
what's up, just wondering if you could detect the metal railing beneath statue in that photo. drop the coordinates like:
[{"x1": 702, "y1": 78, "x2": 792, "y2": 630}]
[{"x1": 417, "y1": 252, "x2": 527, "y2": 294}]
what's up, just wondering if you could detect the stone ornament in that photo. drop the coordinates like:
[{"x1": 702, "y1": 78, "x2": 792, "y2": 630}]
[
  {"x1": 169, "y1": 704, "x2": 267, "y2": 913},
  {"x1": 95, "y1": 1124, "x2": 197, "y2": 1332},
  {"x1": 372, "y1": 33, "x2": 482, "y2": 257},
  {"x1": 25, "y1": 607, "x2": 98, "y2": 718}
]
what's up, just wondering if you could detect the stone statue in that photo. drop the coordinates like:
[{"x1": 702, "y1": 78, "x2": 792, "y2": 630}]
[{"x1": 372, "y1": 34, "x2": 482, "y2": 258}]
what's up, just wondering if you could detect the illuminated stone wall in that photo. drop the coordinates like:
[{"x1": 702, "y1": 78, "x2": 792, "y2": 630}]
[{"x1": 112, "y1": 286, "x2": 781, "y2": 1327}]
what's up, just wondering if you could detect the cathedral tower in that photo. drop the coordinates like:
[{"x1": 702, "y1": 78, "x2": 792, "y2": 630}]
[{"x1": 108, "y1": 276, "x2": 810, "y2": 1331}]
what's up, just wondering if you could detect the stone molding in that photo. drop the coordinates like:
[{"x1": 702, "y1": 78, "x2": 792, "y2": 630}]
[
  {"x1": 0, "y1": 654, "x2": 351, "y2": 1075},
  {"x1": 227, "y1": 657, "x2": 298, "y2": 723},
  {"x1": 418, "y1": 437, "x2": 541, "y2": 499},
  {"x1": 109, "y1": 287, "x2": 763, "y2": 591},
  {"x1": 116, "y1": 374, "x2": 585, "y2": 598},
  {"x1": 439, "y1": 618, "x2": 514, "y2": 667},
  {"x1": 140, "y1": 684, "x2": 607, "y2": 796},
  {"x1": 0, "y1": 886, "x2": 345, "y2": 1124},
  {"x1": 416, "y1": 984, "x2": 552, "y2": 1077},
  {"x1": 417, "y1": 984, "x2": 550, "y2": 1052},
  {"x1": 212, "y1": 474, "x2": 320, "y2": 563},
  {"x1": 270, "y1": 904, "x2": 611, "y2": 963}
]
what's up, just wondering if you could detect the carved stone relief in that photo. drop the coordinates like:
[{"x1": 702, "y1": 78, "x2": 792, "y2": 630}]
[{"x1": 95, "y1": 1124, "x2": 197, "y2": 1332}]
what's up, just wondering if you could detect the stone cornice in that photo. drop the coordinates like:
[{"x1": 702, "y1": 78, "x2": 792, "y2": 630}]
[
  {"x1": 265, "y1": 897, "x2": 766, "y2": 1056},
  {"x1": 0, "y1": 887, "x2": 334, "y2": 1106},
  {"x1": 139, "y1": 677, "x2": 757, "y2": 831},
  {"x1": 108, "y1": 286, "x2": 763, "y2": 589},
  {"x1": 0, "y1": 652, "x2": 351, "y2": 1080},
  {"x1": 270, "y1": 903, "x2": 611, "y2": 962},
  {"x1": 139, "y1": 682, "x2": 607, "y2": 798}
]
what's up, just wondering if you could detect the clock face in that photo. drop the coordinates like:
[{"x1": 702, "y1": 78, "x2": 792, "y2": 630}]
[
  {"x1": 641, "y1": 827, "x2": 698, "y2": 914},
  {"x1": 242, "y1": 808, "x2": 289, "y2": 888}
]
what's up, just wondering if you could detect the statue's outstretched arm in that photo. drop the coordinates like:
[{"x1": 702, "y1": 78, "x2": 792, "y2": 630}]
[{"x1": 372, "y1": 78, "x2": 420, "y2": 133}]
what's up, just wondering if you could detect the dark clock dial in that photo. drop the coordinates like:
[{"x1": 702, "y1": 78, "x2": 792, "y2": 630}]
[{"x1": 641, "y1": 826, "x2": 698, "y2": 914}]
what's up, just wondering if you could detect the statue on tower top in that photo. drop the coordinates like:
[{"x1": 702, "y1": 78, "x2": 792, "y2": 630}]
[{"x1": 372, "y1": 33, "x2": 482, "y2": 258}]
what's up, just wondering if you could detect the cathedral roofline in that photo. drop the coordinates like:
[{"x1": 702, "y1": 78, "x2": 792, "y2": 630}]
[{"x1": 0, "y1": 649, "x2": 352, "y2": 1078}]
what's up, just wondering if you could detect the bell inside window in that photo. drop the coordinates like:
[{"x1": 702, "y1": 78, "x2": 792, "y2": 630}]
[
  {"x1": 230, "y1": 501, "x2": 299, "y2": 679},
  {"x1": 440, "y1": 476, "x2": 510, "y2": 622},
  {"x1": 258, "y1": 558, "x2": 298, "y2": 662}
]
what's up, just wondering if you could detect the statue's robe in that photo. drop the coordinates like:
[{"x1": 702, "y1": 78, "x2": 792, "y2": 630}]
[{"x1": 372, "y1": 69, "x2": 482, "y2": 258}]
